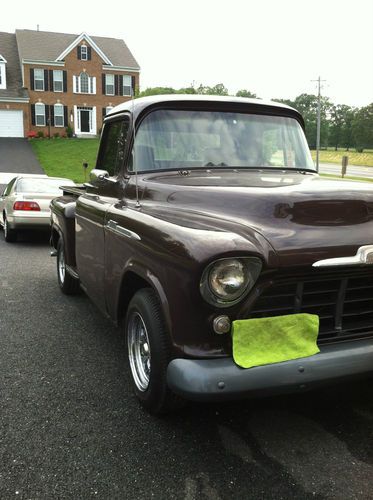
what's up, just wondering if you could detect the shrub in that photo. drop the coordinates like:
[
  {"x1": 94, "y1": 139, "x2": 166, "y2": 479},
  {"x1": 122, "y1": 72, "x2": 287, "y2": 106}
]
[
  {"x1": 66, "y1": 125, "x2": 73, "y2": 138},
  {"x1": 53, "y1": 132, "x2": 60, "y2": 138},
  {"x1": 37, "y1": 130, "x2": 44, "y2": 138},
  {"x1": 27, "y1": 131, "x2": 37, "y2": 139}
]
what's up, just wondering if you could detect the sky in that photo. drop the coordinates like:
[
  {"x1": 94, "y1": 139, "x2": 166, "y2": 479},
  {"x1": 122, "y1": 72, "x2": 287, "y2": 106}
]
[{"x1": 2, "y1": 0, "x2": 373, "y2": 108}]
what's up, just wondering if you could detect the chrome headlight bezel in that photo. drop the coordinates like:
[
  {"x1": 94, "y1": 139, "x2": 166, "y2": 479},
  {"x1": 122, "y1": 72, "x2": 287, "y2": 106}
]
[{"x1": 200, "y1": 257, "x2": 262, "y2": 308}]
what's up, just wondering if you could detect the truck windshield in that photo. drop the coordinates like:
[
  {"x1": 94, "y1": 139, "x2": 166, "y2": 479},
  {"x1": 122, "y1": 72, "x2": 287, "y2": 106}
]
[{"x1": 131, "y1": 109, "x2": 314, "y2": 172}]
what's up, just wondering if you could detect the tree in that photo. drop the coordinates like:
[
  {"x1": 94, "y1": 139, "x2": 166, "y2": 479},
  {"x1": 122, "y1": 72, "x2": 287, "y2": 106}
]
[
  {"x1": 236, "y1": 89, "x2": 258, "y2": 98},
  {"x1": 291, "y1": 94, "x2": 331, "y2": 149},
  {"x1": 138, "y1": 87, "x2": 177, "y2": 97},
  {"x1": 341, "y1": 107, "x2": 356, "y2": 151},
  {"x1": 178, "y1": 86, "x2": 197, "y2": 94},
  {"x1": 196, "y1": 83, "x2": 229, "y2": 96},
  {"x1": 352, "y1": 103, "x2": 373, "y2": 152},
  {"x1": 329, "y1": 104, "x2": 354, "y2": 150}
]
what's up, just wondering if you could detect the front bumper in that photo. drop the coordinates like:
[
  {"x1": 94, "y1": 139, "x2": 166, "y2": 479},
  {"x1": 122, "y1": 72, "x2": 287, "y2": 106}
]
[{"x1": 167, "y1": 339, "x2": 373, "y2": 401}]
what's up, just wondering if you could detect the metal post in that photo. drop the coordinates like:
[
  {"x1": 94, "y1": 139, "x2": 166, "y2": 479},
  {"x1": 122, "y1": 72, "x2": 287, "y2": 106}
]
[
  {"x1": 316, "y1": 76, "x2": 321, "y2": 172},
  {"x1": 311, "y1": 76, "x2": 326, "y2": 173}
]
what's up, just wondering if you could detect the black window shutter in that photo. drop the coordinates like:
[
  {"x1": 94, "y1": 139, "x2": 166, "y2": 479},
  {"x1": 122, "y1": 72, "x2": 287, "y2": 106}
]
[
  {"x1": 131, "y1": 76, "x2": 136, "y2": 96},
  {"x1": 44, "y1": 70, "x2": 49, "y2": 91},
  {"x1": 77, "y1": 46, "x2": 81, "y2": 59},
  {"x1": 50, "y1": 105, "x2": 55, "y2": 127},
  {"x1": 31, "y1": 104, "x2": 35, "y2": 125},
  {"x1": 63, "y1": 71, "x2": 67, "y2": 92},
  {"x1": 64, "y1": 106, "x2": 68, "y2": 127},
  {"x1": 119, "y1": 75, "x2": 123, "y2": 96},
  {"x1": 114, "y1": 75, "x2": 119, "y2": 96},
  {"x1": 87, "y1": 47, "x2": 92, "y2": 60},
  {"x1": 102, "y1": 74, "x2": 106, "y2": 95},
  {"x1": 49, "y1": 70, "x2": 54, "y2": 91},
  {"x1": 30, "y1": 69, "x2": 34, "y2": 90},
  {"x1": 102, "y1": 107, "x2": 106, "y2": 120},
  {"x1": 45, "y1": 105, "x2": 50, "y2": 124}
]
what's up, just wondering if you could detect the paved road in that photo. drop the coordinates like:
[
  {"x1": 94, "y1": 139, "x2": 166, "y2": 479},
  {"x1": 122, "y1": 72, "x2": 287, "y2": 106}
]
[
  {"x1": 1, "y1": 233, "x2": 373, "y2": 499},
  {"x1": 0, "y1": 138, "x2": 44, "y2": 174},
  {"x1": 319, "y1": 162, "x2": 373, "y2": 180}
]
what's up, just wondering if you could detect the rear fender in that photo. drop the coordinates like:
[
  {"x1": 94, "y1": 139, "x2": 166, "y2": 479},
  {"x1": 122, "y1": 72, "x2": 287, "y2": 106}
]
[{"x1": 50, "y1": 198, "x2": 77, "y2": 267}]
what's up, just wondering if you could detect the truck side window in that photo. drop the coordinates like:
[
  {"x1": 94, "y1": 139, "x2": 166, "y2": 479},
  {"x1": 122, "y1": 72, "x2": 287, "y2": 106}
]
[{"x1": 98, "y1": 118, "x2": 129, "y2": 176}]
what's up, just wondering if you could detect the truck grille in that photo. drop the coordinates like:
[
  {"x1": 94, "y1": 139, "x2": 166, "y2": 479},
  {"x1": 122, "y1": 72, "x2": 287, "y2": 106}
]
[{"x1": 247, "y1": 271, "x2": 373, "y2": 344}]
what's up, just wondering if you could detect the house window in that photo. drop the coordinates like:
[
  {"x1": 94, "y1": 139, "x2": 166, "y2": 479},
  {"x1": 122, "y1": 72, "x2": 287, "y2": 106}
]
[
  {"x1": 80, "y1": 72, "x2": 89, "y2": 93},
  {"x1": 81, "y1": 45, "x2": 88, "y2": 61},
  {"x1": 0, "y1": 55, "x2": 7, "y2": 89},
  {"x1": 53, "y1": 70, "x2": 63, "y2": 92},
  {"x1": 35, "y1": 103, "x2": 45, "y2": 126},
  {"x1": 123, "y1": 75, "x2": 132, "y2": 96},
  {"x1": 106, "y1": 106, "x2": 113, "y2": 114},
  {"x1": 105, "y1": 74, "x2": 114, "y2": 95},
  {"x1": 34, "y1": 69, "x2": 44, "y2": 91},
  {"x1": 74, "y1": 73, "x2": 96, "y2": 94},
  {"x1": 54, "y1": 104, "x2": 64, "y2": 127}
]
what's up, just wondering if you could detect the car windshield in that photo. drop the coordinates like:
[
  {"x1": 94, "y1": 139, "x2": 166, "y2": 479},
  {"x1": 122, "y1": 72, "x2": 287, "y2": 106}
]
[
  {"x1": 16, "y1": 178, "x2": 74, "y2": 194},
  {"x1": 131, "y1": 109, "x2": 314, "y2": 172}
]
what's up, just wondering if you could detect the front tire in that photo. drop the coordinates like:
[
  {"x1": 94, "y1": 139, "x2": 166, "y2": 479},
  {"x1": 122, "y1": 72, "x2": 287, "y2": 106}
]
[
  {"x1": 125, "y1": 288, "x2": 183, "y2": 414},
  {"x1": 4, "y1": 217, "x2": 17, "y2": 243},
  {"x1": 57, "y1": 238, "x2": 80, "y2": 295}
]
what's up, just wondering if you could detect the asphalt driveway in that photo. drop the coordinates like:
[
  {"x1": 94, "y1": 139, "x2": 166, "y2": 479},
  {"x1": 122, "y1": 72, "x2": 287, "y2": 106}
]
[
  {"x1": 1, "y1": 234, "x2": 373, "y2": 499},
  {"x1": 0, "y1": 138, "x2": 44, "y2": 174}
]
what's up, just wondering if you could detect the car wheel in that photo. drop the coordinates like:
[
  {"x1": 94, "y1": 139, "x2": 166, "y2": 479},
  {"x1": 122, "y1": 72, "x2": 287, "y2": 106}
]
[
  {"x1": 125, "y1": 288, "x2": 184, "y2": 414},
  {"x1": 4, "y1": 216, "x2": 17, "y2": 243},
  {"x1": 57, "y1": 238, "x2": 80, "y2": 294}
]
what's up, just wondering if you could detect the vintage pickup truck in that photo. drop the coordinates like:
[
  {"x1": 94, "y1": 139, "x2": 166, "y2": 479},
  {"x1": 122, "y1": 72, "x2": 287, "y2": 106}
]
[{"x1": 51, "y1": 95, "x2": 373, "y2": 414}]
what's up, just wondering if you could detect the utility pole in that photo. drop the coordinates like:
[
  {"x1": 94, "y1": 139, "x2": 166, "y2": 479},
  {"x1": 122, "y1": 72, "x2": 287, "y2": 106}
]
[{"x1": 311, "y1": 76, "x2": 326, "y2": 172}]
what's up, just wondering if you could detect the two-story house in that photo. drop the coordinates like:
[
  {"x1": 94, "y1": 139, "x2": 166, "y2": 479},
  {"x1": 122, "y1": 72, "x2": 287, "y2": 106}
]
[{"x1": 0, "y1": 29, "x2": 140, "y2": 138}]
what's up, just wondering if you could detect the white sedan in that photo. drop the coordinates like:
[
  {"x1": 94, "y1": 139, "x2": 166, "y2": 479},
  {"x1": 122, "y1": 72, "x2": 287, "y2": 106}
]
[{"x1": 0, "y1": 174, "x2": 75, "y2": 242}]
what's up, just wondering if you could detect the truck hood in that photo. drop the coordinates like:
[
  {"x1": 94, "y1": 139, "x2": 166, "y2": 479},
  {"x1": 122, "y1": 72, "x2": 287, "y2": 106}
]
[{"x1": 142, "y1": 170, "x2": 373, "y2": 267}]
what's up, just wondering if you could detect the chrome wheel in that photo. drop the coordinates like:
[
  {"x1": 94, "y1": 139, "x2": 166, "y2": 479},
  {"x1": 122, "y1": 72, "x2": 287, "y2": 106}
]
[
  {"x1": 4, "y1": 218, "x2": 8, "y2": 238},
  {"x1": 127, "y1": 312, "x2": 151, "y2": 392},
  {"x1": 58, "y1": 245, "x2": 66, "y2": 283}
]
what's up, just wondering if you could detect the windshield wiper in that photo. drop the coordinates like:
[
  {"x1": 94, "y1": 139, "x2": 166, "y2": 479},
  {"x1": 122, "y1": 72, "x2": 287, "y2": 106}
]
[{"x1": 204, "y1": 162, "x2": 229, "y2": 167}]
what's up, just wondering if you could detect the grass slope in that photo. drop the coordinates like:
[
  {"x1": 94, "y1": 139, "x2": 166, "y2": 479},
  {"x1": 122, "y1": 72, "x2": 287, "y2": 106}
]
[
  {"x1": 30, "y1": 138, "x2": 100, "y2": 183},
  {"x1": 311, "y1": 150, "x2": 373, "y2": 167}
]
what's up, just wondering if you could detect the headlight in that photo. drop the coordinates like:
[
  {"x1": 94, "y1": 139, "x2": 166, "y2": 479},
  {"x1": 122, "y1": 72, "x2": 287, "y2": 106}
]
[{"x1": 200, "y1": 257, "x2": 262, "y2": 307}]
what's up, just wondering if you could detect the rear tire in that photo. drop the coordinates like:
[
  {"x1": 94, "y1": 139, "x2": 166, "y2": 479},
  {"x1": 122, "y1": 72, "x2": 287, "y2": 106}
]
[
  {"x1": 3, "y1": 217, "x2": 17, "y2": 243},
  {"x1": 57, "y1": 238, "x2": 80, "y2": 295},
  {"x1": 125, "y1": 288, "x2": 184, "y2": 415}
]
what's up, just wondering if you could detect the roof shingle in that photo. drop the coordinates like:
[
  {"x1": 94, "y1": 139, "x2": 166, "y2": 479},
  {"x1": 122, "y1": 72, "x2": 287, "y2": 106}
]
[
  {"x1": 15, "y1": 29, "x2": 140, "y2": 69},
  {"x1": 0, "y1": 32, "x2": 29, "y2": 100}
]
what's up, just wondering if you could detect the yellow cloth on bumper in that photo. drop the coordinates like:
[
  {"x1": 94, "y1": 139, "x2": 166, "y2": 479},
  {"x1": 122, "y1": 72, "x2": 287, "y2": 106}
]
[{"x1": 232, "y1": 314, "x2": 320, "y2": 369}]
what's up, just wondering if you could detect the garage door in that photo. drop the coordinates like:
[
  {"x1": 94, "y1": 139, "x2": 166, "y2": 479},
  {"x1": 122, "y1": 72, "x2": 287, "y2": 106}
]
[{"x1": 0, "y1": 110, "x2": 24, "y2": 137}]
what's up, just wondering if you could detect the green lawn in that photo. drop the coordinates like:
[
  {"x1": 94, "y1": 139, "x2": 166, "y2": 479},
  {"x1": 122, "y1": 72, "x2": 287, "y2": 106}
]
[
  {"x1": 311, "y1": 150, "x2": 373, "y2": 167},
  {"x1": 30, "y1": 138, "x2": 100, "y2": 183}
]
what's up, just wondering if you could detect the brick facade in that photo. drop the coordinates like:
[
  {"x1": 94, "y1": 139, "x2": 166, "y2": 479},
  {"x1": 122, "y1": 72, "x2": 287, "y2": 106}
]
[
  {"x1": 0, "y1": 30, "x2": 140, "y2": 138},
  {"x1": 24, "y1": 42, "x2": 139, "y2": 137}
]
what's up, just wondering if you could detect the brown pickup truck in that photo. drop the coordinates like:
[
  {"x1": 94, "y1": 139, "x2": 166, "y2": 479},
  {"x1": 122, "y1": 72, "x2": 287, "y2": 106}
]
[{"x1": 51, "y1": 95, "x2": 373, "y2": 414}]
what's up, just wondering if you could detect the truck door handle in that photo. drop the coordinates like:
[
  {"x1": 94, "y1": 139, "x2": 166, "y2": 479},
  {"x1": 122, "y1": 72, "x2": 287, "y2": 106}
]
[
  {"x1": 106, "y1": 219, "x2": 118, "y2": 230},
  {"x1": 105, "y1": 219, "x2": 141, "y2": 241}
]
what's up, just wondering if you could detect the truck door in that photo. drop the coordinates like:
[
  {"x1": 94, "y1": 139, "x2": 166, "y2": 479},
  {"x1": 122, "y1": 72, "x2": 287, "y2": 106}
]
[{"x1": 75, "y1": 115, "x2": 129, "y2": 313}]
